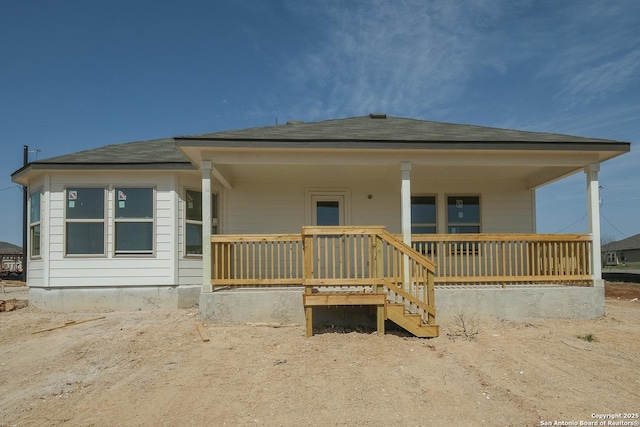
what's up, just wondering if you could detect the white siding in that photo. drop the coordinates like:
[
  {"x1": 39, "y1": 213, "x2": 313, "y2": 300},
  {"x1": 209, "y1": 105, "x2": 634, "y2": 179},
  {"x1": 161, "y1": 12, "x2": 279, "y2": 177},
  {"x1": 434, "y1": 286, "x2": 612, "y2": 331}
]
[
  {"x1": 44, "y1": 171, "x2": 179, "y2": 287},
  {"x1": 30, "y1": 165, "x2": 535, "y2": 289},
  {"x1": 225, "y1": 169, "x2": 534, "y2": 235},
  {"x1": 26, "y1": 176, "x2": 46, "y2": 287},
  {"x1": 176, "y1": 173, "x2": 223, "y2": 285}
]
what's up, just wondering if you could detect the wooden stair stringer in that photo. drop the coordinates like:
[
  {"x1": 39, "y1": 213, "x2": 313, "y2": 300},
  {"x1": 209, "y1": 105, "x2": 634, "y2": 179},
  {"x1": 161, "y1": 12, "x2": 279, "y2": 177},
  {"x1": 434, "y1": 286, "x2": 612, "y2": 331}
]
[{"x1": 385, "y1": 302, "x2": 439, "y2": 338}]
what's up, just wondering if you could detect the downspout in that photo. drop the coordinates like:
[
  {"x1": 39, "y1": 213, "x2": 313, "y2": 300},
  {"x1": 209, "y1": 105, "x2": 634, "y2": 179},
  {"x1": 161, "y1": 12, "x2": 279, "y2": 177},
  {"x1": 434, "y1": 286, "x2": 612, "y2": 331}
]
[{"x1": 22, "y1": 145, "x2": 28, "y2": 282}]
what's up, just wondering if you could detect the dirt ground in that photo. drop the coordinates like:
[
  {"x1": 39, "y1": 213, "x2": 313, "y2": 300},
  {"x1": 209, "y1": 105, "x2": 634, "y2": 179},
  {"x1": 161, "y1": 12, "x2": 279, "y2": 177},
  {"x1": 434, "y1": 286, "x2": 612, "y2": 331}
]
[{"x1": 1, "y1": 283, "x2": 639, "y2": 427}]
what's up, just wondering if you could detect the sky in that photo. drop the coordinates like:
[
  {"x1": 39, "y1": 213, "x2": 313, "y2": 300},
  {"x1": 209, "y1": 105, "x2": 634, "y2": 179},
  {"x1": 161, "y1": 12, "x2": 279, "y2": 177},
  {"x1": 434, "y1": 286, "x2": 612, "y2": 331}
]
[{"x1": 0, "y1": 0, "x2": 638, "y2": 247}]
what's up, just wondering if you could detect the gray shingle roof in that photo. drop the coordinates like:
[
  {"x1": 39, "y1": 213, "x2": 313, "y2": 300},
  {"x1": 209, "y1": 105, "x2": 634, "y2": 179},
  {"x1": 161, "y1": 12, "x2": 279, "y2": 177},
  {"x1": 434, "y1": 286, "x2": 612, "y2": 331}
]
[
  {"x1": 602, "y1": 234, "x2": 640, "y2": 252},
  {"x1": 16, "y1": 115, "x2": 630, "y2": 173},
  {"x1": 177, "y1": 115, "x2": 624, "y2": 144},
  {"x1": 0, "y1": 241, "x2": 22, "y2": 254},
  {"x1": 37, "y1": 138, "x2": 190, "y2": 165}
]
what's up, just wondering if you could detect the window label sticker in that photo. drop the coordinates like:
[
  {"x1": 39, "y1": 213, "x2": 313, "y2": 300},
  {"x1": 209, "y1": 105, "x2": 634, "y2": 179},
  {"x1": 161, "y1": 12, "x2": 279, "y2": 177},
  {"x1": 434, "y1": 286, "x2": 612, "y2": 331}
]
[
  {"x1": 118, "y1": 190, "x2": 127, "y2": 201},
  {"x1": 119, "y1": 201, "x2": 126, "y2": 209},
  {"x1": 68, "y1": 190, "x2": 78, "y2": 200}
]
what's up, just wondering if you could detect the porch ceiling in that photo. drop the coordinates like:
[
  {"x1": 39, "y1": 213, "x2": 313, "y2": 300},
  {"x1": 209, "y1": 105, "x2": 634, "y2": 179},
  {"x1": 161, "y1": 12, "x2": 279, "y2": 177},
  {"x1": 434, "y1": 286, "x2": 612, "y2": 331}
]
[{"x1": 192, "y1": 147, "x2": 602, "y2": 189}]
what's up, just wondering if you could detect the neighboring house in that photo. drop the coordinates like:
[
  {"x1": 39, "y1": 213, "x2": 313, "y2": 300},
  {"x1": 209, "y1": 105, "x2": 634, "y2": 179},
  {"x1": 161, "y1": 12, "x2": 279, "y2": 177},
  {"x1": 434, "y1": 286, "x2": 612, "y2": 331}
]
[
  {"x1": 11, "y1": 114, "x2": 630, "y2": 334},
  {"x1": 0, "y1": 241, "x2": 22, "y2": 276},
  {"x1": 602, "y1": 234, "x2": 640, "y2": 265}
]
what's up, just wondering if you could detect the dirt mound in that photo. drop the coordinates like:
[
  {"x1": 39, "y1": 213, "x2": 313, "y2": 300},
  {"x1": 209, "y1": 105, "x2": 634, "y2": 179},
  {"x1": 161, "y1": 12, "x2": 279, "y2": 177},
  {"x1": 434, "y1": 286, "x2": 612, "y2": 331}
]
[{"x1": 0, "y1": 298, "x2": 28, "y2": 312}]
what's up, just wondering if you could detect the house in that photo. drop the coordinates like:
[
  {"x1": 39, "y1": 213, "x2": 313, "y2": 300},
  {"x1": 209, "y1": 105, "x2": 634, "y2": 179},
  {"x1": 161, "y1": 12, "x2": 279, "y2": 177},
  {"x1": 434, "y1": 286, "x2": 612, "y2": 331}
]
[
  {"x1": 0, "y1": 241, "x2": 23, "y2": 277},
  {"x1": 11, "y1": 114, "x2": 630, "y2": 335},
  {"x1": 602, "y1": 234, "x2": 640, "y2": 266}
]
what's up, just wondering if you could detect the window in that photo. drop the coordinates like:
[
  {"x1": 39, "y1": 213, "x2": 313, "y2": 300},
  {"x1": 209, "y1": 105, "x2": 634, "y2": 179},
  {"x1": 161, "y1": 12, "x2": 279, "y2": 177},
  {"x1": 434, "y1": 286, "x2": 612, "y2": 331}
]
[
  {"x1": 185, "y1": 189, "x2": 218, "y2": 255},
  {"x1": 114, "y1": 188, "x2": 154, "y2": 254},
  {"x1": 309, "y1": 193, "x2": 347, "y2": 226},
  {"x1": 447, "y1": 196, "x2": 480, "y2": 233},
  {"x1": 29, "y1": 191, "x2": 41, "y2": 258},
  {"x1": 316, "y1": 201, "x2": 340, "y2": 226},
  {"x1": 65, "y1": 188, "x2": 105, "y2": 255},
  {"x1": 411, "y1": 196, "x2": 436, "y2": 234}
]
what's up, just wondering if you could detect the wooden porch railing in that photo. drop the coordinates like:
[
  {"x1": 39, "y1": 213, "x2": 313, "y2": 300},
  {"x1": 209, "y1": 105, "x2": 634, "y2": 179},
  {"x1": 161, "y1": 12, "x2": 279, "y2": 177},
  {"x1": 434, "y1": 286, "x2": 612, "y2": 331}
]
[
  {"x1": 410, "y1": 234, "x2": 593, "y2": 286},
  {"x1": 211, "y1": 234, "x2": 304, "y2": 286},
  {"x1": 210, "y1": 232, "x2": 594, "y2": 288}
]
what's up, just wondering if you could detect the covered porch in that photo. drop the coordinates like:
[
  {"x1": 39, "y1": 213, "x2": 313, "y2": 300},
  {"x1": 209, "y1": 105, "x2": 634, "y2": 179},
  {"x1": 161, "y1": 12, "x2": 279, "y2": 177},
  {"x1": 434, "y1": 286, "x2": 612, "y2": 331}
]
[
  {"x1": 205, "y1": 227, "x2": 595, "y2": 336},
  {"x1": 173, "y1": 115, "x2": 629, "y2": 334}
]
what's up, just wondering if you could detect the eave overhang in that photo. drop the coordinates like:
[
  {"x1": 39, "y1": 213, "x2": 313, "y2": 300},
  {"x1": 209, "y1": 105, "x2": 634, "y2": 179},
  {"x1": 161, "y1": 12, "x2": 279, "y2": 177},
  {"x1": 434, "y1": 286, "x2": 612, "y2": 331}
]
[{"x1": 11, "y1": 162, "x2": 194, "y2": 186}]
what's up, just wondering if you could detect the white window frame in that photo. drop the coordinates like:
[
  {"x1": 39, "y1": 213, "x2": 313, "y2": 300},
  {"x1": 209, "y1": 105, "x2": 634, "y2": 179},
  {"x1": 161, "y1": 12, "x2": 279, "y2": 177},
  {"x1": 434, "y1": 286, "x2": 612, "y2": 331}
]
[
  {"x1": 113, "y1": 187, "x2": 156, "y2": 256},
  {"x1": 64, "y1": 187, "x2": 107, "y2": 257},
  {"x1": 411, "y1": 195, "x2": 437, "y2": 234},
  {"x1": 184, "y1": 188, "x2": 219, "y2": 257},
  {"x1": 305, "y1": 189, "x2": 351, "y2": 226},
  {"x1": 29, "y1": 189, "x2": 42, "y2": 259},
  {"x1": 446, "y1": 194, "x2": 481, "y2": 234}
]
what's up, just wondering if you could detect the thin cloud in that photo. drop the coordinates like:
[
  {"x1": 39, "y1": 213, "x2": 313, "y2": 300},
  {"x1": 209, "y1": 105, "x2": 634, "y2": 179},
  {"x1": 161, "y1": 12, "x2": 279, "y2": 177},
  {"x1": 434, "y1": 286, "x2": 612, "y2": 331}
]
[
  {"x1": 263, "y1": 0, "x2": 639, "y2": 122},
  {"x1": 532, "y1": 2, "x2": 640, "y2": 106},
  {"x1": 279, "y1": 0, "x2": 524, "y2": 120}
]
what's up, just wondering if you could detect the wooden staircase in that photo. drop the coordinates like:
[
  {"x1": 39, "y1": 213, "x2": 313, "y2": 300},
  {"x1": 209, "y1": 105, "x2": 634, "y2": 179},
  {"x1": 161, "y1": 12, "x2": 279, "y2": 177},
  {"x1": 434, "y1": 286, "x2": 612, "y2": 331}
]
[
  {"x1": 300, "y1": 226, "x2": 439, "y2": 338},
  {"x1": 303, "y1": 290, "x2": 439, "y2": 338}
]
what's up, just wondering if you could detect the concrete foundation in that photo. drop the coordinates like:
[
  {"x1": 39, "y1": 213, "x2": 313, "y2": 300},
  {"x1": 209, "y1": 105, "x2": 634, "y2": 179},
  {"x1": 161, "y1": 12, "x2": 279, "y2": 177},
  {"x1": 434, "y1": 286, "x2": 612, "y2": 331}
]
[
  {"x1": 434, "y1": 285, "x2": 604, "y2": 322},
  {"x1": 29, "y1": 285, "x2": 200, "y2": 312},
  {"x1": 28, "y1": 283, "x2": 605, "y2": 326},
  {"x1": 199, "y1": 287, "x2": 306, "y2": 323},
  {"x1": 199, "y1": 285, "x2": 605, "y2": 326}
]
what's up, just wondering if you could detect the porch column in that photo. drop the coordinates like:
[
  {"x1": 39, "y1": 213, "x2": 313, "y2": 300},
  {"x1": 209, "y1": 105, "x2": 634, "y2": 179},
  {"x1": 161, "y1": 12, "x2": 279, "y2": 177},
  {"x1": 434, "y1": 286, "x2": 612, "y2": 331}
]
[
  {"x1": 401, "y1": 162, "x2": 412, "y2": 245},
  {"x1": 585, "y1": 163, "x2": 603, "y2": 286},
  {"x1": 202, "y1": 161, "x2": 213, "y2": 293},
  {"x1": 401, "y1": 162, "x2": 412, "y2": 287}
]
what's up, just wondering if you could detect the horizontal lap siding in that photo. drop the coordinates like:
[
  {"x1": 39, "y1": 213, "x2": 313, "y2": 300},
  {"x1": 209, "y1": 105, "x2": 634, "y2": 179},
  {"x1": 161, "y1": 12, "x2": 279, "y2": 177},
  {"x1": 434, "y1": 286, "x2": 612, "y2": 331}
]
[
  {"x1": 46, "y1": 172, "x2": 177, "y2": 287},
  {"x1": 412, "y1": 179, "x2": 534, "y2": 234},
  {"x1": 482, "y1": 188, "x2": 534, "y2": 233},
  {"x1": 226, "y1": 173, "x2": 534, "y2": 235},
  {"x1": 27, "y1": 260, "x2": 44, "y2": 284},
  {"x1": 176, "y1": 175, "x2": 217, "y2": 285}
]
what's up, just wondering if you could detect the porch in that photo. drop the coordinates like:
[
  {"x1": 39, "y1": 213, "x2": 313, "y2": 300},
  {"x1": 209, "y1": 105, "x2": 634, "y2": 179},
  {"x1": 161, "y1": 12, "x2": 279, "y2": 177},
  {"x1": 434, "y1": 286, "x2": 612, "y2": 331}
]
[{"x1": 202, "y1": 227, "x2": 597, "y2": 337}]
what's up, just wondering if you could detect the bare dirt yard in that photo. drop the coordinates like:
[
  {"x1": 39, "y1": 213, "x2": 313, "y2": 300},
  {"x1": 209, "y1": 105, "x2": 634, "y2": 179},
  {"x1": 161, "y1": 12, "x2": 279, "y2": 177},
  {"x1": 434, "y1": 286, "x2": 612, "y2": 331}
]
[{"x1": 1, "y1": 282, "x2": 639, "y2": 427}]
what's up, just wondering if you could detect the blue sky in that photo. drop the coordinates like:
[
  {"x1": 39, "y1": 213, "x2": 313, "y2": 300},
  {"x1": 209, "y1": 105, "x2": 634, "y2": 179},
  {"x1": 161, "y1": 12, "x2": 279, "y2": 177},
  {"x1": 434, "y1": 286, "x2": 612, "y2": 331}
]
[{"x1": 1, "y1": 0, "x2": 638, "y2": 246}]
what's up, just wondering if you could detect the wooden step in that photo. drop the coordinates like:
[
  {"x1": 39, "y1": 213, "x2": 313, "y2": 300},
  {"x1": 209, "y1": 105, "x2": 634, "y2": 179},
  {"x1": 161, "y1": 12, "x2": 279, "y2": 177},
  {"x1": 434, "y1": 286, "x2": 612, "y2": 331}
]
[
  {"x1": 386, "y1": 303, "x2": 424, "y2": 326},
  {"x1": 386, "y1": 306, "x2": 439, "y2": 338},
  {"x1": 303, "y1": 292, "x2": 386, "y2": 306}
]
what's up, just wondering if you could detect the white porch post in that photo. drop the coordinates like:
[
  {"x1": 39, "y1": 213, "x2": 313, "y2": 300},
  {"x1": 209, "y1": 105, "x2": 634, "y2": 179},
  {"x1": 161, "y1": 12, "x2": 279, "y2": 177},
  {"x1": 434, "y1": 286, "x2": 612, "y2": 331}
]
[
  {"x1": 586, "y1": 163, "x2": 603, "y2": 286},
  {"x1": 202, "y1": 160, "x2": 212, "y2": 293},
  {"x1": 401, "y1": 162, "x2": 412, "y2": 287},
  {"x1": 401, "y1": 162, "x2": 412, "y2": 245}
]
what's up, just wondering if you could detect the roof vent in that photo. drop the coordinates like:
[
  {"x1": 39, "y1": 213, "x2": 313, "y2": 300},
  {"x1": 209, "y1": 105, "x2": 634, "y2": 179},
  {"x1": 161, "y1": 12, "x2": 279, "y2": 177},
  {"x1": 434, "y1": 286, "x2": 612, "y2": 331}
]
[{"x1": 369, "y1": 113, "x2": 386, "y2": 119}]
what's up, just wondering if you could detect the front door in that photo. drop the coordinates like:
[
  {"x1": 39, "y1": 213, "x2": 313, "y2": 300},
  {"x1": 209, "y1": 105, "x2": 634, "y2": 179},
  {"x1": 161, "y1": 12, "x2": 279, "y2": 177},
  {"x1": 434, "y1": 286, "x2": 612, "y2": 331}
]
[{"x1": 310, "y1": 193, "x2": 350, "y2": 280}]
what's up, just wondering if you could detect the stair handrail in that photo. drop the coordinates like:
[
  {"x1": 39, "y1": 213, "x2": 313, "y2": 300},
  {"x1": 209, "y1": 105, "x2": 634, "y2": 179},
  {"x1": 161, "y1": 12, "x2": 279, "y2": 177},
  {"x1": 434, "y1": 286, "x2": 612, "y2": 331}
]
[
  {"x1": 373, "y1": 229, "x2": 436, "y2": 323},
  {"x1": 301, "y1": 226, "x2": 437, "y2": 325}
]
